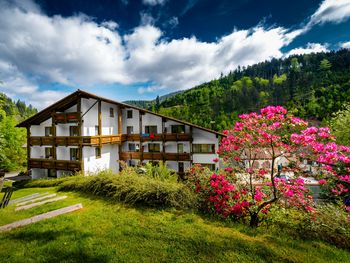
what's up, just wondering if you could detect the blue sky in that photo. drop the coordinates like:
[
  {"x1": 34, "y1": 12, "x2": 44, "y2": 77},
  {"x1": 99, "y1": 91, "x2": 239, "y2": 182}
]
[{"x1": 0, "y1": 0, "x2": 350, "y2": 109}]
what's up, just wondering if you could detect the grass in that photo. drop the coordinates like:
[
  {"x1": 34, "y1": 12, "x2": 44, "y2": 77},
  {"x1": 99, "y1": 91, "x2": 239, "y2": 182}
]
[{"x1": 0, "y1": 186, "x2": 349, "y2": 262}]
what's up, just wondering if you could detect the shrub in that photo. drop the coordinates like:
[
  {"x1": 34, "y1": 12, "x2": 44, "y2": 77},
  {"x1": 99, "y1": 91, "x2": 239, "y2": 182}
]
[
  {"x1": 25, "y1": 170, "x2": 196, "y2": 209},
  {"x1": 267, "y1": 204, "x2": 350, "y2": 249}
]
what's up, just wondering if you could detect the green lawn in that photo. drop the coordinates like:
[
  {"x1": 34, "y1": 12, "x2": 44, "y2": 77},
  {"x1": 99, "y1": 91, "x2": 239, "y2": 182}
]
[{"x1": 0, "y1": 187, "x2": 349, "y2": 263}]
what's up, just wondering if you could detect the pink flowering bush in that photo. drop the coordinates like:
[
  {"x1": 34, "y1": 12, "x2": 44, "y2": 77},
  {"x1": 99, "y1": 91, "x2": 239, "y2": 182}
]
[{"x1": 188, "y1": 105, "x2": 350, "y2": 227}]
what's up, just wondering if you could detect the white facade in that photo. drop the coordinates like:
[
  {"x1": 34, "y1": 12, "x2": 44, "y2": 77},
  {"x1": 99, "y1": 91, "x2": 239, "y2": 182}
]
[{"x1": 26, "y1": 92, "x2": 222, "y2": 179}]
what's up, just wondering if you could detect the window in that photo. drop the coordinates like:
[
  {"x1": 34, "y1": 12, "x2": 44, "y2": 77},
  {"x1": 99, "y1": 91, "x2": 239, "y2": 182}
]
[
  {"x1": 128, "y1": 143, "x2": 136, "y2": 152},
  {"x1": 192, "y1": 144, "x2": 215, "y2": 153},
  {"x1": 69, "y1": 126, "x2": 79, "y2": 136},
  {"x1": 48, "y1": 169, "x2": 57, "y2": 178},
  {"x1": 45, "y1": 126, "x2": 53, "y2": 136},
  {"x1": 110, "y1": 107, "x2": 114, "y2": 117},
  {"x1": 171, "y1": 125, "x2": 185, "y2": 134},
  {"x1": 177, "y1": 143, "x2": 184, "y2": 153},
  {"x1": 127, "y1": 126, "x2": 134, "y2": 134},
  {"x1": 127, "y1": 110, "x2": 133, "y2": 119},
  {"x1": 95, "y1": 125, "x2": 99, "y2": 135},
  {"x1": 145, "y1": 125, "x2": 157, "y2": 134},
  {"x1": 45, "y1": 147, "x2": 53, "y2": 158},
  {"x1": 148, "y1": 143, "x2": 160, "y2": 152},
  {"x1": 95, "y1": 147, "x2": 101, "y2": 158},
  {"x1": 70, "y1": 148, "x2": 79, "y2": 161}
]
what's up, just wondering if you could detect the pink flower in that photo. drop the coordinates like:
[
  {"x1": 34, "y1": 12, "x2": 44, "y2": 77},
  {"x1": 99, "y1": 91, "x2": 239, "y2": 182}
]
[
  {"x1": 318, "y1": 179, "x2": 327, "y2": 185},
  {"x1": 213, "y1": 158, "x2": 219, "y2": 163}
]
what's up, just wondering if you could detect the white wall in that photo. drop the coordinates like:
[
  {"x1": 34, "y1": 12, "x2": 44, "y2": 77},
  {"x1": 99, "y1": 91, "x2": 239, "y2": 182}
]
[
  {"x1": 30, "y1": 118, "x2": 52, "y2": 136},
  {"x1": 141, "y1": 113, "x2": 162, "y2": 133},
  {"x1": 164, "y1": 120, "x2": 190, "y2": 133},
  {"x1": 56, "y1": 123, "x2": 79, "y2": 136},
  {"x1": 65, "y1": 104, "x2": 77, "y2": 113},
  {"x1": 166, "y1": 161, "x2": 191, "y2": 172},
  {"x1": 31, "y1": 146, "x2": 45, "y2": 159},
  {"x1": 31, "y1": 168, "x2": 48, "y2": 179},
  {"x1": 122, "y1": 108, "x2": 140, "y2": 134},
  {"x1": 83, "y1": 144, "x2": 119, "y2": 173},
  {"x1": 56, "y1": 146, "x2": 79, "y2": 160},
  {"x1": 81, "y1": 98, "x2": 98, "y2": 136},
  {"x1": 101, "y1": 101, "x2": 118, "y2": 135},
  {"x1": 164, "y1": 141, "x2": 190, "y2": 153},
  {"x1": 192, "y1": 128, "x2": 219, "y2": 170}
]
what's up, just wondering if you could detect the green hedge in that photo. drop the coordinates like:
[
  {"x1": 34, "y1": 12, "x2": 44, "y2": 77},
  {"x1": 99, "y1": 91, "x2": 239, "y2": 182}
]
[{"x1": 25, "y1": 171, "x2": 196, "y2": 209}]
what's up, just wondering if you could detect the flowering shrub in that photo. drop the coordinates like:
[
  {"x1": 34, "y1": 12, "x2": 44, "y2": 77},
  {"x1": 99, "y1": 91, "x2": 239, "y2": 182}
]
[{"x1": 188, "y1": 105, "x2": 350, "y2": 227}]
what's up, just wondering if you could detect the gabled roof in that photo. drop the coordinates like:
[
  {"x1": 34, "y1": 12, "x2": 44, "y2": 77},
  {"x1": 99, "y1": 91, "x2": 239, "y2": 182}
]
[{"x1": 17, "y1": 89, "x2": 225, "y2": 136}]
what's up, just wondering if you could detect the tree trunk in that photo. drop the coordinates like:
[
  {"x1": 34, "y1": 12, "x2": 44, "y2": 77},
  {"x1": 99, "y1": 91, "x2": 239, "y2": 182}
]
[{"x1": 249, "y1": 213, "x2": 260, "y2": 227}]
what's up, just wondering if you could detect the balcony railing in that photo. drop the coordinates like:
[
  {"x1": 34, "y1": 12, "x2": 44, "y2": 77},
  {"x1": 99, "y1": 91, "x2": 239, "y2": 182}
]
[
  {"x1": 119, "y1": 152, "x2": 191, "y2": 161},
  {"x1": 29, "y1": 158, "x2": 81, "y2": 171},
  {"x1": 123, "y1": 133, "x2": 192, "y2": 142},
  {"x1": 53, "y1": 112, "x2": 81, "y2": 123},
  {"x1": 30, "y1": 135, "x2": 124, "y2": 146}
]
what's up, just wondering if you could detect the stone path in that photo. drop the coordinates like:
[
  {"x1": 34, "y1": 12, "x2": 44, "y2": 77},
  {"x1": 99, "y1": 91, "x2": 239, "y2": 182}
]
[
  {"x1": 9, "y1": 192, "x2": 49, "y2": 205},
  {"x1": 16, "y1": 194, "x2": 57, "y2": 206},
  {"x1": 0, "y1": 204, "x2": 83, "y2": 232},
  {"x1": 15, "y1": 196, "x2": 68, "y2": 211}
]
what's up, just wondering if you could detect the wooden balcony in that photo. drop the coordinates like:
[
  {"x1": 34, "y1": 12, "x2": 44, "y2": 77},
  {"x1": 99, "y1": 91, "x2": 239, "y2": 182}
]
[
  {"x1": 29, "y1": 158, "x2": 81, "y2": 171},
  {"x1": 30, "y1": 135, "x2": 123, "y2": 146},
  {"x1": 123, "y1": 133, "x2": 192, "y2": 142},
  {"x1": 53, "y1": 112, "x2": 81, "y2": 123},
  {"x1": 119, "y1": 152, "x2": 191, "y2": 161}
]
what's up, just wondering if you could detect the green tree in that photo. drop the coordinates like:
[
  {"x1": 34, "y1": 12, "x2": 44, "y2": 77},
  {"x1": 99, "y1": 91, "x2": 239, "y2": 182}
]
[
  {"x1": 329, "y1": 104, "x2": 350, "y2": 145},
  {"x1": 320, "y1": 59, "x2": 332, "y2": 72},
  {"x1": 0, "y1": 110, "x2": 27, "y2": 171}
]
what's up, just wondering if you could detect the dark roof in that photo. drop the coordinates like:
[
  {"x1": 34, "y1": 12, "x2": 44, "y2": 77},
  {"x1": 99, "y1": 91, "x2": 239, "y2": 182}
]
[{"x1": 17, "y1": 89, "x2": 225, "y2": 136}]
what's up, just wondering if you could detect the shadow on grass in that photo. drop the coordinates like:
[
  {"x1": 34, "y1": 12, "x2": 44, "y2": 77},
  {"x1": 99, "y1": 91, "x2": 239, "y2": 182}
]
[{"x1": 2, "y1": 228, "x2": 110, "y2": 262}]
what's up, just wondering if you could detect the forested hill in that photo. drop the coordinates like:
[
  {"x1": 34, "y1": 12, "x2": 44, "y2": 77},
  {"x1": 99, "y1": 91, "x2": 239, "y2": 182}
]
[
  {"x1": 130, "y1": 49, "x2": 350, "y2": 131},
  {"x1": 0, "y1": 93, "x2": 37, "y2": 170}
]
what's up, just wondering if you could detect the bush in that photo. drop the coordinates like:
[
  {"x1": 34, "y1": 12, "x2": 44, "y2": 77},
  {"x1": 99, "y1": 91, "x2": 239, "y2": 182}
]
[
  {"x1": 266, "y1": 204, "x2": 350, "y2": 249},
  {"x1": 25, "y1": 170, "x2": 196, "y2": 209}
]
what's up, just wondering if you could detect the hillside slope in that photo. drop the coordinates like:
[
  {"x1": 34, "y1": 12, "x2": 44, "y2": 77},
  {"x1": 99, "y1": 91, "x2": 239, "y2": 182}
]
[{"x1": 137, "y1": 49, "x2": 350, "y2": 131}]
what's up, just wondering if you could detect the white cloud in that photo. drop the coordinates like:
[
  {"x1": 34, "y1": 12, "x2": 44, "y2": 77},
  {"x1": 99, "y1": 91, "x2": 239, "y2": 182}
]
[
  {"x1": 308, "y1": 0, "x2": 350, "y2": 26},
  {"x1": 285, "y1": 43, "x2": 329, "y2": 56},
  {"x1": 340, "y1": 41, "x2": 350, "y2": 49},
  {"x1": 142, "y1": 0, "x2": 167, "y2": 6},
  {"x1": 0, "y1": 0, "x2": 346, "y2": 109}
]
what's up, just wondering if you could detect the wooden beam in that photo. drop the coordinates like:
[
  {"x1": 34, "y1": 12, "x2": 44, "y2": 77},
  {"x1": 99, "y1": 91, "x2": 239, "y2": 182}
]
[
  {"x1": 139, "y1": 111, "x2": 143, "y2": 162},
  {"x1": 51, "y1": 111, "x2": 57, "y2": 178},
  {"x1": 26, "y1": 126, "x2": 31, "y2": 172},
  {"x1": 118, "y1": 106, "x2": 122, "y2": 134},
  {"x1": 77, "y1": 97, "x2": 84, "y2": 173},
  {"x1": 189, "y1": 126, "x2": 193, "y2": 166}
]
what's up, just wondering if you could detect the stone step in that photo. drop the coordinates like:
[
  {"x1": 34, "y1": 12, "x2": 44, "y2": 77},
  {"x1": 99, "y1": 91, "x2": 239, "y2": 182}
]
[
  {"x1": 0, "y1": 204, "x2": 83, "y2": 232},
  {"x1": 15, "y1": 196, "x2": 68, "y2": 211}
]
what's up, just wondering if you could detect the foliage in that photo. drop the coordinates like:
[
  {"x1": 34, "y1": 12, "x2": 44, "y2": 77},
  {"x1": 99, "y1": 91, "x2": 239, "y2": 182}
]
[
  {"x1": 138, "y1": 161, "x2": 178, "y2": 182},
  {"x1": 267, "y1": 204, "x2": 350, "y2": 249},
  {"x1": 24, "y1": 170, "x2": 196, "y2": 209},
  {"x1": 129, "y1": 49, "x2": 350, "y2": 131},
  {"x1": 0, "y1": 110, "x2": 26, "y2": 171},
  {"x1": 0, "y1": 93, "x2": 37, "y2": 171},
  {"x1": 1, "y1": 187, "x2": 349, "y2": 262},
  {"x1": 329, "y1": 103, "x2": 350, "y2": 145},
  {"x1": 187, "y1": 106, "x2": 350, "y2": 227}
]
